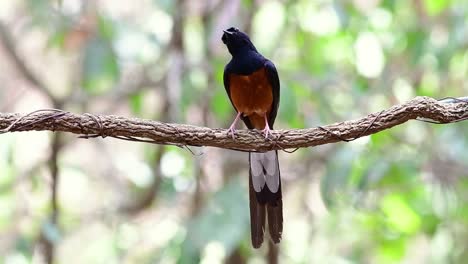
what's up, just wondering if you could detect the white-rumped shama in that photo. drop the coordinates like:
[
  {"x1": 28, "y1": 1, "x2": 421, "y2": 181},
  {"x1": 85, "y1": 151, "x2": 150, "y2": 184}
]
[{"x1": 222, "y1": 27, "x2": 282, "y2": 248}]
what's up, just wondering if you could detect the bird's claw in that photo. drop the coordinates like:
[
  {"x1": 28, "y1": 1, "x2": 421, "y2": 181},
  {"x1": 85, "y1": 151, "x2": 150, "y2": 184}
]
[
  {"x1": 262, "y1": 127, "x2": 272, "y2": 139},
  {"x1": 227, "y1": 127, "x2": 236, "y2": 139},
  {"x1": 227, "y1": 112, "x2": 242, "y2": 140}
]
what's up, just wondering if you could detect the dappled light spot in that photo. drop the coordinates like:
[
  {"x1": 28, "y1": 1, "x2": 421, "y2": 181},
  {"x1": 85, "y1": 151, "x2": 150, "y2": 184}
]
[
  {"x1": 115, "y1": 155, "x2": 153, "y2": 188},
  {"x1": 201, "y1": 241, "x2": 226, "y2": 264},
  {"x1": 161, "y1": 151, "x2": 186, "y2": 179},
  {"x1": 298, "y1": 4, "x2": 340, "y2": 36},
  {"x1": 354, "y1": 32, "x2": 385, "y2": 78},
  {"x1": 392, "y1": 78, "x2": 414, "y2": 103},
  {"x1": 252, "y1": 1, "x2": 285, "y2": 52},
  {"x1": 370, "y1": 8, "x2": 393, "y2": 30}
]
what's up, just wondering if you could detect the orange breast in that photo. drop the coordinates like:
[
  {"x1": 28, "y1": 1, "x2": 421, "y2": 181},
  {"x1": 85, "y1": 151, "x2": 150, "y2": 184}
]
[{"x1": 229, "y1": 67, "x2": 273, "y2": 129}]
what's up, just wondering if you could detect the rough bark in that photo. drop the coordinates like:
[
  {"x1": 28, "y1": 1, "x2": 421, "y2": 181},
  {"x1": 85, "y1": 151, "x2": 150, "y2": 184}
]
[{"x1": 0, "y1": 97, "x2": 467, "y2": 152}]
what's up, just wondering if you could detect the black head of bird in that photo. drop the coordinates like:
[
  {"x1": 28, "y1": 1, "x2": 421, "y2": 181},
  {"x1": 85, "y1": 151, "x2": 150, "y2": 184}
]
[{"x1": 222, "y1": 27, "x2": 257, "y2": 56}]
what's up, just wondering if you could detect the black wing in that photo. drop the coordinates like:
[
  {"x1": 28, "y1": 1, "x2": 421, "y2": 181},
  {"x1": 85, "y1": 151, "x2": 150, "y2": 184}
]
[
  {"x1": 223, "y1": 63, "x2": 232, "y2": 103},
  {"x1": 264, "y1": 60, "x2": 280, "y2": 128}
]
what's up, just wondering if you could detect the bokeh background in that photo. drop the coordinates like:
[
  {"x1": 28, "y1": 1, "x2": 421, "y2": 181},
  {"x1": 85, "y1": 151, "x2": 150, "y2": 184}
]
[{"x1": 0, "y1": 0, "x2": 467, "y2": 263}]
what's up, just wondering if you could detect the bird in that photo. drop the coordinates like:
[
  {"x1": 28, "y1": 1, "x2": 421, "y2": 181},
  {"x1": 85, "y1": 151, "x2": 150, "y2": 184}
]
[{"x1": 221, "y1": 27, "x2": 282, "y2": 248}]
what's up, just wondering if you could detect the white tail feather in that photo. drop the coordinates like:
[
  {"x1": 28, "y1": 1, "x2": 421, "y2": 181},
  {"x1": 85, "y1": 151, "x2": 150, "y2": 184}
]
[{"x1": 249, "y1": 151, "x2": 279, "y2": 192}]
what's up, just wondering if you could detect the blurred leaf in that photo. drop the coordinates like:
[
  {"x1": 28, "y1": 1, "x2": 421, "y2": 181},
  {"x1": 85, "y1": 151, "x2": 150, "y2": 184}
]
[
  {"x1": 180, "y1": 179, "x2": 249, "y2": 262},
  {"x1": 211, "y1": 90, "x2": 232, "y2": 123},
  {"x1": 417, "y1": 72, "x2": 439, "y2": 96},
  {"x1": 406, "y1": 30, "x2": 426, "y2": 64},
  {"x1": 381, "y1": 0, "x2": 396, "y2": 11},
  {"x1": 420, "y1": 213, "x2": 440, "y2": 235},
  {"x1": 305, "y1": 36, "x2": 327, "y2": 75},
  {"x1": 47, "y1": 28, "x2": 67, "y2": 49},
  {"x1": 449, "y1": 51, "x2": 468, "y2": 80},
  {"x1": 16, "y1": 236, "x2": 34, "y2": 259},
  {"x1": 279, "y1": 82, "x2": 299, "y2": 127},
  {"x1": 356, "y1": 211, "x2": 382, "y2": 232},
  {"x1": 374, "y1": 162, "x2": 418, "y2": 188},
  {"x1": 82, "y1": 36, "x2": 119, "y2": 94},
  {"x1": 353, "y1": 76, "x2": 370, "y2": 93},
  {"x1": 25, "y1": 0, "x2": 53, "y2": 25},
  {"x1": 323, "y1": 33, "x2": 353, "y2": 64},
  {"x1": 241, "y1": 0, "x2": 254, "y2": 8},
  {"x1": 348, "y1": 157, "x2": 367, "y2": 190},
  {"x1": 0, "y1": 142, "x2": 14, "y2": 190},
  {"x1": 42, "y1": 220, "x2": 61, "y2": 243},
  {"x1": 369, "y1": 130, "x2": 395, "y2": 149},
  {"x1": 159, "y1": 178, "x2": 178, "y2": 201},
  {"x1": 423, "y1": 0, "x2": 450, "y2": 16},
  {"x1": 97, "y1": 15, "x2": 116, "y2": 40},
  {"x1": 0, "y1": 194, "x2": 14, "y2": 230},
  {"x1": 321, "y1": 148, "x2": 355, "y2": 208},
  {"x1": 149, "y1": 228, "x2": 186, "y2": 263},
  {"x1": 129, "y1": 92, "x2": 144, "y2": 115},
  {"x1": 380, "y1": 193, "x2": 421, "y2": 234},
  {"x1": 377, "y1": 236, "x2": 406, "y2": 264}
]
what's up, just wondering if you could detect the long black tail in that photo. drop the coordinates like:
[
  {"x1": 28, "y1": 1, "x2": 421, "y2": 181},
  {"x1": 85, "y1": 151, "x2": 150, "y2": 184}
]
[{"x1": 248, "y1": 150, "x2": 283, "y2": 248}]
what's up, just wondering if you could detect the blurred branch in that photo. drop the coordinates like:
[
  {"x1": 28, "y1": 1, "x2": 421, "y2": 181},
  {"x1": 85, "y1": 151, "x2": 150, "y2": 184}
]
[
  {"x1": 40, "y1": 133, "x2": 63, "y2": 264},
  {"x1": 120, "y1": 0, "x2": 186, "y2": 212},
  {"x1": 165, "y1": 0, "x2": 185, "y2": 122},
  {"x1": 120, "y1": 145, "x2": 165, "y2": 214},
  {"x1": 0, "y1": 96, "x2": 467, "y2": 152},
  {"x1": 0, "y1": 22, "x2": 58, "y2": 104},
  {"x1": 120, "y1": 90, "x2": 169, "y2": 213},
  {"x1": 267, "y1": 240, "x2": 279, "y2": 264},
  {"x1": 0, "y1": 21, "x2": 63, "y2": 264}
]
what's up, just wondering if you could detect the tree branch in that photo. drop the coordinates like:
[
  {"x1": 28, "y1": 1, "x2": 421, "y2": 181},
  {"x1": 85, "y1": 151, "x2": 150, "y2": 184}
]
[{"x1": 0, "y1": 96, "x2": 467, "y2": 152}]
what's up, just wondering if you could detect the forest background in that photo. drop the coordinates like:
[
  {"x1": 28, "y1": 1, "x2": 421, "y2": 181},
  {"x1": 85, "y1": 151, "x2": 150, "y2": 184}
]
[{"x1": 0, "y1": 0, "x2": 467, "y2": 263}]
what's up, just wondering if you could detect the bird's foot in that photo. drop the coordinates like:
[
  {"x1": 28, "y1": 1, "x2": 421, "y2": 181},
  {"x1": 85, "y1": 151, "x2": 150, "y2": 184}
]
[
  {"x1": 261, "y1": 114, "x2": 274, "y2": 139},
  {"x1": 227, "y1": 112, "x2": 242, "y2": 139},
  {"x1": 262, "y1": 126, "x2": 272, "y2": 139},
  {"x1": 227, "y1": 125, "x2": 236, "y2": 139}
]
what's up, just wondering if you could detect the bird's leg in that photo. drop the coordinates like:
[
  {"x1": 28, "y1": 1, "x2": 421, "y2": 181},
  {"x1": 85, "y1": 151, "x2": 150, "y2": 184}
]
[
  {"x1": 227, "y1": 112, "x2": 242, "y2": 139},
  {"x1": 262, "y1": 114, "x2": 272, "y2": 139}
]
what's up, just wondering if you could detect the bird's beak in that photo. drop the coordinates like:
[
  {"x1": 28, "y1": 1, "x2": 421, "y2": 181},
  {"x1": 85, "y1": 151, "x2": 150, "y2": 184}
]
[{"x1": 222, "y1": 30, "x2": 232, "y2": 44}]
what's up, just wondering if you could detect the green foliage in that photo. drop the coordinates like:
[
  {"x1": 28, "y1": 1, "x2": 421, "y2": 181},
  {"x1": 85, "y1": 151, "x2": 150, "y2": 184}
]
[
  {"x1": 82, "y1": 36, "x2": 119, "y2": 94},
  {"x1": 129, "y1": 92, "x2": 144, "y2": 115},
  {"x1": 424, "y1": 0, "x2": 451, "y2": 16},
  {"x1": 180, "y1": 180, "x2": 249, "y2": 262}
]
